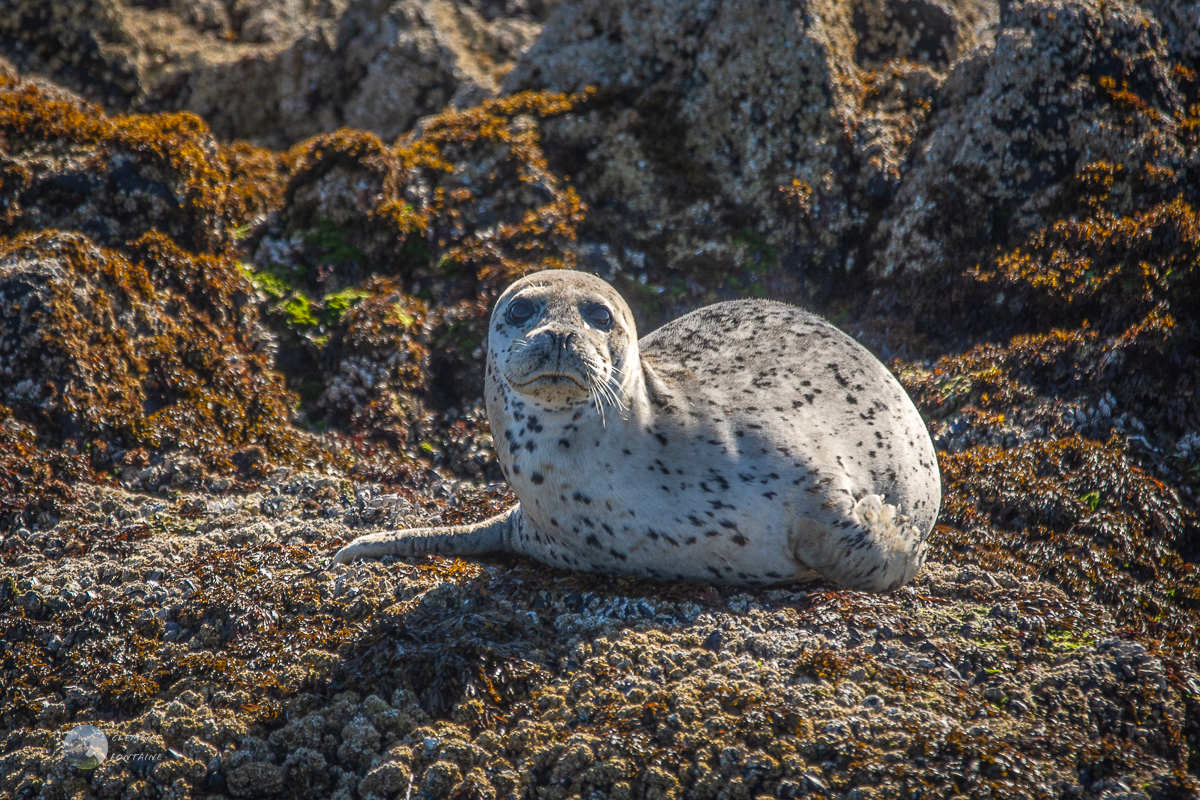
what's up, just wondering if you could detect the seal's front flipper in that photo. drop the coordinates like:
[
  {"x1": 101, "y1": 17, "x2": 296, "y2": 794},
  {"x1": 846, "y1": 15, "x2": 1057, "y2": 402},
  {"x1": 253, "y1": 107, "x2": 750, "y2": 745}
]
[{"x1": 331, "y1": 505, "x2": 521, "y2": 564}]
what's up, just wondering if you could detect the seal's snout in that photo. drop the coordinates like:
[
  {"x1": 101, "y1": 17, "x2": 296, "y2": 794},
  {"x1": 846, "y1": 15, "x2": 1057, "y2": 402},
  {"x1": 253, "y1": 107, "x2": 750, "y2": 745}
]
[
  {"x1": 528, "y1": 327, "x2": 586, "y2": 372},
  {"x1": 534, "y1": 327, "x2": 576, "y2": 351},
  {"x1": 505, "y1": 325, "x2": 596, "y2": 401}
]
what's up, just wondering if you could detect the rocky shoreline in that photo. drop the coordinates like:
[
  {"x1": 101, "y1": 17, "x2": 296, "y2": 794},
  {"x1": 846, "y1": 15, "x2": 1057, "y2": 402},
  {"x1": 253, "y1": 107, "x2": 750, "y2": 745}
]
[{"x1": 1, "y1": 0, "x2": 1198, "y2": 798}]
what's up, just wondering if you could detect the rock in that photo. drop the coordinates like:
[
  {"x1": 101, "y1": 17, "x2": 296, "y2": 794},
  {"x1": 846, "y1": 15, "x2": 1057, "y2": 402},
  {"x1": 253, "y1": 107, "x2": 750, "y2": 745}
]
[
  {"x1": 0, "y1": 69, "x2": 285, "y2": 253},
  {"x1": 872, "y1": 0, "x2": 1193, "y2": 279},
  {"x1": 281, "y1": 748, "x2": 331, "y2": 799},
  {"x1": 503, "y1": 0, "x2": 997, "y2": 295},
  {"x1": 419, "y1": 760, "x2": 462, "y2": 798},
  {"x1": 0, "y1": 0, "x2": 138, "y2": 109},
  {"x1": 359, "y1": 760, "x2": 411, "y2": 798},
  {"x1": 315, "y1": 276, "x2": 430, "y2": 429},
  {"x1": 0, "y1": 230, "x2": 305, "y2": 469},
  {"x1": 226, "y1": 760, "x2": 284, "y2": 798},
  {"x1": 0, "y1": 0, "x2": 557, "y2": 147},
  {"x1": 336, "y1": 714, "x2": 381, "y2": 770}
]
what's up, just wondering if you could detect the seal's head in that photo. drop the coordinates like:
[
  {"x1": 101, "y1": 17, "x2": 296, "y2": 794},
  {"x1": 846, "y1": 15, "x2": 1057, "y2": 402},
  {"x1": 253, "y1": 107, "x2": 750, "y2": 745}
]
[{"x1": 489, "y1": 270, "x2": 638, "y2": 413}]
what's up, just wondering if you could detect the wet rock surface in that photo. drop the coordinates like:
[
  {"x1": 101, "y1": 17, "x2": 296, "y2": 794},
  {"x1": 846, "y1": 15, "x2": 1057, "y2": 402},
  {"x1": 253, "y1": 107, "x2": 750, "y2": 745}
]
[{"x1": 1, "y1": 0, "x2": 1199, "y2": 797}]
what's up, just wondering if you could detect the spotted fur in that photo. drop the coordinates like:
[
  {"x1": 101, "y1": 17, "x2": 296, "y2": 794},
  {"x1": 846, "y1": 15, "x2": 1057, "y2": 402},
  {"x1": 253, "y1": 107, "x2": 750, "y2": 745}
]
[{"x1": 333, "y1": 271, "x2": 941, "y2": 591}]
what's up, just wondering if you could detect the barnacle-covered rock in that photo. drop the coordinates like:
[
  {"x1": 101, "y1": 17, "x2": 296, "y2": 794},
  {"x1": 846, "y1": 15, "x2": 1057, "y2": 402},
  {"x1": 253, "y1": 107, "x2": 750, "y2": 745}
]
[
  {"x1": 896, "y1": 295, "x2": 1200, "y2": 654},
  {"x1": 3, "y1": 498, "x2": 1197, "y2": 799},
  {"x1": 270, "y1": 91, "x2": 587, "y2": 285},
  {"x1": 0, "y1": 230, "x2": 310, "y2": 470},
  {"x1": 0, "y1": 0, "x2": 555, "y2": 147},
  {"x1": 872, "y1": 0, "x2": 1197, "y2": 280},
  {"x1": 0, "y1": 0, "x2": 137, "y2": 109},
  {"x1": 225, "y1": 759, "x2": 284, "y2": 798},
  {"x1": 504, "y1": 0, "x2": 990, "y2": 298},
  {"x1": 316, "y1": 277, "x2": 430, "y2": 429},
  {"x1": 0, "y1": 71, "x2": 286, "y2": 253},
  {"x1": 0, "y1": 406, "x2": 86, "y2": 532}
]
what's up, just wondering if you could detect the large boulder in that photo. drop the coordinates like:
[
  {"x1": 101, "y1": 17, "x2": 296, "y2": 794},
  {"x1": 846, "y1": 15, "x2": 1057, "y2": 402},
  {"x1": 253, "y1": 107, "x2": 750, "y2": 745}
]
[
  {"x1": 504, "y1": 0, "x2": 997, "y2": 295},
  {"x1": 872, "y1": 0, "x2": 1196, "y2": 280}
]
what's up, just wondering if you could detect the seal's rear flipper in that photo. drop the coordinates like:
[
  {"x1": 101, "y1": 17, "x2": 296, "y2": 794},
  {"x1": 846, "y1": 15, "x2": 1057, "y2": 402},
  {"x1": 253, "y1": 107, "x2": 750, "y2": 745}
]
[{"x1": 788, "y1": 495, "x2": 927, "y2": 592}]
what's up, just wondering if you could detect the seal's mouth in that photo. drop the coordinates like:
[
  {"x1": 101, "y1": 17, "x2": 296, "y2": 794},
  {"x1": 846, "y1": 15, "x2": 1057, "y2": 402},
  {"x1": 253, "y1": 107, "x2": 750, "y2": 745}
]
[{"x1": 513, "y1": 372, "x2": 588, "y2": 390}]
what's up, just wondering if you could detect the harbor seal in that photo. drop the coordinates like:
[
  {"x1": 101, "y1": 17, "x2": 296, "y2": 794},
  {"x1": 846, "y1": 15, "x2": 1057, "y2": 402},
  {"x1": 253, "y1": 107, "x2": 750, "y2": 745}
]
[{"x1": 333, "y1": 270, "x2": 941, "y2": 590}]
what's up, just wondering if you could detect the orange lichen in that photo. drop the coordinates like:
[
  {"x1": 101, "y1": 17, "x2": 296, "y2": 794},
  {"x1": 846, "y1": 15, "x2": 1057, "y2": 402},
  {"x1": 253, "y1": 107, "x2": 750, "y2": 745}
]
[
  {"x1": 0, "y1": 79, "x2": 286, "y2": 252},
  {"x1": 934, "y1": 435, "x2": 1199, "y2": 654},
  {"x1": 0, "y1": 231, "x2": 318, "y2": 470},
  {"x1": 972, "y1": 196, "x2": 1200, "y2": 333}
]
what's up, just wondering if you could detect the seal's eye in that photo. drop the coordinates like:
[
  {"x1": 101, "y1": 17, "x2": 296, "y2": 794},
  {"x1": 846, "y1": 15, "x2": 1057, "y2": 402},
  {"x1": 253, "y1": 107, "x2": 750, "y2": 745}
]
[
  {"x1": 586, "y1": 304, "x2": 614, "y2": 331},
  {"x1": 505, "y1": 298, "x2": 535, "y2": 325}
]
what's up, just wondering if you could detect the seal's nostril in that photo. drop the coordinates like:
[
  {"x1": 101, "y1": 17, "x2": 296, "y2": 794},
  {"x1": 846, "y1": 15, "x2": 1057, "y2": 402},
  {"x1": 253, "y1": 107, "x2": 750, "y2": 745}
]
[{"x1": 540, "y1": 329, "x2": 574, "y2": 349}]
